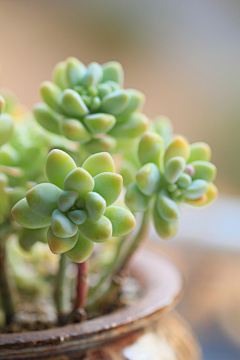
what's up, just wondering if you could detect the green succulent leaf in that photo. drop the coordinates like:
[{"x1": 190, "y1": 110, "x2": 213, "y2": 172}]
[
  {"x1": 60, "y1": 118, "x2": 91, "y2": 142},
  {"x1": 66, "y1": 232, "x2": 94, "y2": 263},
  {"x1": 153, "y1": 203, "x2": 178, "y2": 240},
  {"x1": 57, "y1": 190, "x2": 79, "y2": 212},
  {"x1": 136, "y1": 163, "x2": 161, "y2": 196},
  {"x1": 52, "y1": 61, "x2": 68, "y2": 90},
  {"x1": 101, "y1": 90, "x2": 130, "y2": 116},
  {"x1": 191, "y1": 161, "x2": 217, "y2": 182},
  {"x1": 11, "y1": 198, "x2": 51, "y2": 229},
  {"x1": 26, "y1": 183, "x2": 62, "y2": 217},
  {"x1": 47, "y1": 227, "x2": 78, "y2": 254},
  {"x1": 5, "y1": 186, "x2": 26, "y2": 208},
  {"x1": 79, "y1": 216, "x2": 112, "y2": 243},
  {"x1": 19, "y1": 227, "x2": 48, "y2": 252},
  {"x1": 102, "y1": 61, "x2": 124, "y2": 87},
  {"x1": 104, "y1": 206, "x2": 136, "y2": 237},
  {"x1": 125, "y1": 182, "x2": 151, "y2": 212},
  {"x1": 97, "y1": 83, "x2": 112, "y2": 98},
  {"x1": 84, "y1": 136, "x2": 117, "y2": 154},
  {"x1": 188, "y1": 142, "x2": 211, "y2": 162},
  {"x1": 0, "y1": 144, "x2": 19, "y2": 166},
  {"x1": 156, "y1": 192, "x2": 181, "y2": 222},
  {"x1": 164, "y1": 156, "x2": 186, "y2": 184},
  {"x1": 33, "y1": 103, "x2": 61, "y2": 135},
  {"x1": 82, "y1": 152, "x2": 115, "y2": 177},
  {"x1": 63, "y1": 168, "x2": 94, "y2": 197},
  {"x1": 65, "y1": 57, "x2": 86, "y2": 88},
  {"x1": 176, "y1": 173, "x2": 192, "y2": 188},
  {"x1": 46, "y1": 149, "x2": 77, "y2": 189},
  {"x1": 60, "y1": 89, "x2": 89, "y2": 117},
  {"x1": 109, "y1": 112, "x2": 148, "y2": 139},
  {"x1": 83, "y1": 113, "x2": 116, "y2": 134},
  {"x1": 67, "y1": 209, "x2": 87, "y2": 225},
  {"x1": 40, "y1": 81, "x2": 63, "y2": 113},
  {"x1": 117, "y1": 89, "x2": 145, "y2": 117},
  {"x1": 81, "y1": 62, "x2": 103, "y2": 86},
  {"x1": 93, "y1": 172, "x2": 122, "y2": 206},
  {"x1": 138, "y1": 131, "x2": 164, "y2": 171},
  {"x1": 185, "y1": 179, "x2": 209, "y2": 200},
  {"x1": 119, "y1": 160, "x2": 138, "y2": 188},
  {"x1": 51, "y1": 209, "x2": 78, "y2": 238},
  {"x1": 84, "y1": 191, "x2": 106, "y2": 222},
  {"x1": 0, "y1": 114, "x2": 14, "y2": 147},
  {"x1": 164, "y1": 136, "x2": 190, "y2": 164}
]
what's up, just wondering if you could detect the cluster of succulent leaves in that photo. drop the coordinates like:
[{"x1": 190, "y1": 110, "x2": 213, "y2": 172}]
[
  {"x1": 125, "y1": 125, "x2": 218, "y2": 239},
  {"x1": 12, "y1": 150, "x2": 136, "y2": 263},
  {"x1": 34, "y1": 57, "x2": 148, "y2": 154}
]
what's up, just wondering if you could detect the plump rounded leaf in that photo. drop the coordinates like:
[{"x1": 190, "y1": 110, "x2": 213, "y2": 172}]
[
  {"x1": 60, "y1": 89, "x2": 89, "y2": 118},
  {"x1": 188, "y1": 142, "x2": 211, "y2": 162},
  {"x1": 65, "y1": 57, "x2": 86, "y2": 87},
  {"x1": 52, "y1": 61, "x2": 68, "y2": 90},
  {"x1": 119, "y1": 160, "x2": 137, "y2": 188},
  {"x1": 153, "y1": 203, "x2": 178, "y2": 240},
  {"x1": 46, "y1": 149, "x2": 77, "y2": 189},
  {"x1": 84, "y1": 191, "x2": 106, "y2": 222},
  {"x1": 66, "y1": 232, "x2": 94, "y2": 263},
  {"x1": 5, "y1": 186, "x2": 26, "y2": 208},
  {"x1": 47, "y1": 227, "x2": 78, "y2": 254},
  {"x1": 176, "y1": 173, "x2": 192, "y2": 188},
  {"x1": 185, "y1": 179, "x2": 208, "y2": 200},
  {"x1": 97, "y1": 83, "x2": 112, "y2": 98},
  {"x1": 11, "y1": 198, "x2": 51, "y2": 229},
  {"x1": 191, "y1": 161, "x2": 217, "y2": 182},
  {"x1": 57, "y1": 190, "x2": 79, "y2": 212},
  {"x1": 79, "y1": 216, "x2": 112, "y2": 243},
  {"x1": 19, "y1": 227, "x2": 48, "y2": 252},
  {"x1": 125, "y1": 182, "x2": 151, "y2": 212},
  {"x1": 164, "y1": 156, "x2": 186, "y2": 184},
  {"x1": 67, "y1": 209, "x2": 87, "y2": 225},
  {"x1": 63, "y1": 168, "x2": 94, "y2": 197},
  {"x1": 138, "y1": 131, "x2": 164, "y2": 171},
  {"x1": 156, "y1": 192, "x2": 181, "y2": 222},
  {"x1": 185, "y1": 182, "x2": 218, "y2": 207},
  {"x1": 136, "y1": 163, "x2": 161, "y2": 196},
  {"x1": 84, "y1": 136, "x2": 116, "y2": 154},
  {"x1": 82, "y1": 152, "x2": 115, "y2": 177},
  {"x1": 185, "y1": 194, "x2": 208, "y2": 207},
  {"x1": 109, "y1": 112, "x2": 148, "y2": 139},
  {"x1": 83, "y1": 113, "x2": 116, "y2": 134},
  {"x1": 60, "y1": 118, "x2": 91, "y2": 142},
  {"x1": 33, "y1": 103, "x2": 61, "y2": 135},
  {"x1": 150, "y1": 115, "x2": 173, "y2": 140},
  {"x1": 104, "y1": 206, "x2": 136, "y2": 237},
  {"x1": 164, "y1": 136, "x2": 190, "y2": 164},
  {"x1": 81, "y1": 62, "x2": 103, "y2": 86},
  {"x1": 93, "y1": 172, "x2": 122, "y2": 206},
  {"x1": 51, "y1": 209, "x2": 78, "y2": 238},
  {"x1": 102, "y1": 61, "x2": 124, "y2": 87},
  {"x1": 0, "y1": 114, "x2": 14, "y2": 147},
  {"x1": 117, "y1": 89, "x2": 145, "y2": 117},
  {"x1": 101, "y1": 90, "x2": 130, "y2": 116},
  {"x1": 0, "y1": 144, "x2": 19, "y2": 166},
  {"x1": 40, "y1": 81, "x2": 63, "y2": 113},
  {"x1": 26, "y1": 183, "x2": 62, "y2": 217}
]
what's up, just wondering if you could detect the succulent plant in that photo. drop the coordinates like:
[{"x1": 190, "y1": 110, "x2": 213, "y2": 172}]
[
  {"x1": 0, "y1": 94, "x2": 14, "y2": 148},
  {"x1": 12, "y1": 150, "x2": 136, "y2": 263},
  {"x1": 33, "y1": 58, "x2": 148, "y2": 154},
  {"x1": 125, "y1": 130, "x2": 218, "y2": 239}
]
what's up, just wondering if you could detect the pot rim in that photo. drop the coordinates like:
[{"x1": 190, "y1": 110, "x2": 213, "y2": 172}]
[{"x1": 0, "y1": 246, "x2": 183, "y2": 357}]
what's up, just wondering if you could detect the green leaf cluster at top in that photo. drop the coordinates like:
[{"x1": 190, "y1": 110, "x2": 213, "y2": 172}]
[
  {"x1": 125, "y1": 130, "x2": 218, "y2": 240},
  {"x1": 11, "y1": 150, "x2": 136, "y2": 263},
  {"x1": 34, "y1": 58, "x2": 148, "y2": 154}
]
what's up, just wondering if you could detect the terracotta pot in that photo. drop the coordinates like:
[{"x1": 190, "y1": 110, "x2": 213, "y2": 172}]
[{"x1": 0, "y1": 247, "x2": 201, "y2": 359}]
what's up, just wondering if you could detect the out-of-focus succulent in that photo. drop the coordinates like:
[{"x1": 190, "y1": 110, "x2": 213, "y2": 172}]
[
  {"x1": 0, "y1": 94, "x2": 14, "y2": 147},
  {"x1": 125, "y1": 130, "x2": 218, "y2": 240},
  {"x1": 33, "y1": 58, "x2": 148, "y2": 154},
  {"x1": 12, "y1": 150, "x2": 136, "y2": 262}
]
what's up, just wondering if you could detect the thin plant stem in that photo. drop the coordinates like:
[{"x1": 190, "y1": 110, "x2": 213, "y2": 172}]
[
  {"x1": 54, "y1": 253, "x2": 68, "y2": 324},
  {"x1": 0, "y1": 239, "x2": 15, "y2": 324},
  {"x1": 72, "y1": 260, "x2": 89, "y2": 322}
]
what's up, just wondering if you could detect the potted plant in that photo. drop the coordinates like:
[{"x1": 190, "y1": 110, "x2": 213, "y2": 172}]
[{"x1": 0, "y1": 58, "x2": 217, "y2": 359}]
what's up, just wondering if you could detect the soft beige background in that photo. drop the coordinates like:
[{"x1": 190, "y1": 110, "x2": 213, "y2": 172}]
[{"x1": 1, "y1": 0, "x2": 240, "y2": 193}]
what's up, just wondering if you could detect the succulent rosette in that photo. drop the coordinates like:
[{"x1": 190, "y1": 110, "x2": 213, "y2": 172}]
[
  {"x1": 33, "y1": 58, "x2": 148, "y2": 154},
  {"x1": 11, "y1": 150, "x2": 136, "y2": 263},
  {"x1": 125, "y1": 131, "x2": 218, "y2": 239}
]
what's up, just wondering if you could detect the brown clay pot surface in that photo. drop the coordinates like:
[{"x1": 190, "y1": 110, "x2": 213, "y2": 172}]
[{"x1": 0, "y1": 247, "x2": 202, "y2": 359}]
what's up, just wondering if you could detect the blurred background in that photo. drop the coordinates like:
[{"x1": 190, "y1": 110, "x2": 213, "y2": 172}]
[{"x1": 1, "y1": 1, "x2": 240, "y2": 358}]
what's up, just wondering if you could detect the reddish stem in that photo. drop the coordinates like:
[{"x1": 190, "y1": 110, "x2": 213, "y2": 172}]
[{"x1": 74, "y1": 260, "x2": 89, "y2": 311}]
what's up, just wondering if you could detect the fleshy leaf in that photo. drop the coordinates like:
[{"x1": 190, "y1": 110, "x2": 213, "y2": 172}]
[
  {"x1": 153, "y1": 203, "x2": 178, "y2": 240},
  {"x1": 82, "y1": 152, "x2": 115, "y2": 177},
  {"x1": 104, "y1": 206, "x2": 136, "y2": 237},
  {"x1": 84, "y1": 192, "x2": 106, "y2": 222},
  {"x1": 63, "y1": 168, "x2": 94, "y2": 197},
  {"x1": 52, "y1": 61, "x2": 68, "y2": 90},
  {"x1": 191, "y1": 161, "x2": 217, "y2": 182},
  {"x1": 109, "y1": 113, "x2": 148, "y2": 139},
  {"x1": 102, "y1": 61, "x2": 124, "y2": 87},
  {"x1": 57, "y1": 190, "x2": 79, "y2": 212},
  {"x1": 65, "y1": 57, "x2": 86, "y2": 87},
  {"x1": 67, "y1": 209, "x2": 87, "y2": 225},
  {"x1": 101, "y1": 90, "x2": 130, "y2": 116},
  {"x1": 164, "y1": 156, "x2": 186, "y2": 184},
  {"x1": 51, "y1": 209, "x2": 78, "y2": 238},
  {"x1": 79, "y1": 216, "x2": 112, "y2": 243},
  {"x1": 176, "y1": 173, "x2": 192, "y2": 188},
  {"x1": 117, "y1": 89, "x2": 145, "y2": 117},
  {"x1": 185, "y1": 179, "x2": 209, "y2": 200},
  {"x1": 156, "y1": 192, "x2": 181, "y2": 222},
  {"x1": 60, "y1": 118, "x2": 91, "y2": 142},
  {"x1": 84, "y1": 136, "x2": 116, "y2": 154},
  {"x1": 188, "y1": 142, "x2": 211, "y2": 162},
  {"x1": 60, "y1": 89, "x2": 89, "y2": 118},
  {"x1": 47, "y1": 227, "x2": 78, "y2": 254},
  {"x1": 83, "y1": 113, "x2": 116, "y2": 134},
  {"x1": 164, "y1": 136, "x2": 190, "y2": 164},
  {"x1": 11, "y1": 198, "x2": 51, "y2": 229},
  {"x1": 138, "y1": 131, "x2": 164, "y2": 171},
  {"x1": 136, "y1": 163, "x2": 161, "y2": 196},
  {"x1": 26, "y1": 183, "x2": 62, "y2": 217},
  {"x1": 0, "y1": 114, "x2": 14, "y2": 147},
  {"x1": 81, "y1": 62, "x2": 103, "y2": 86},
  {"x1": 125, "y1": 182, "x2": 151, "y2": 212},
  {"x1": 66, "y1": 232, "x2": 94, "y2": 263},
  {"x1": 46, "y1": 149, "x2": 77, "y2": 189},
  {"x1": 93, "y1": 172, "x2": 122, "y2": 206},
  {"x1": 40, "y1": 81, "x2": 63, "y2": 113},
  {"x1": 33, "y1": 103, "x2": 61, "y2": 135}
]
